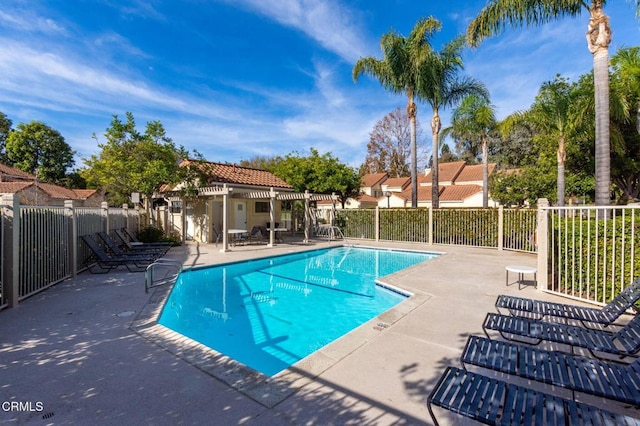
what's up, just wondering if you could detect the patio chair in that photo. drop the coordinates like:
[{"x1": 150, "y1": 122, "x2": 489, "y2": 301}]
[
  {"x1": 461, "y1": 335, "x2": 640, "y2": 406},
  {"x1": 495, "y1": 277, "x2": 640, "y2": 327},
  {"x1": 113, "y1": 229, "x2": 171, "y2": 255},
  {"x1": 97, "y1": 232, "x2": 164, "y2": 259},
  {"x1": 482, "y1": 311, "x2": 640, "y2": 359},
  {"x1": 247, "y1": 226, "x2": 264, "y2": 245},
  {"x1": 81, "y1": 235, "x2": 157, "y2": 273},
  {"x1": 427, "y1": 366, "x2": 640, "y2": 426}
]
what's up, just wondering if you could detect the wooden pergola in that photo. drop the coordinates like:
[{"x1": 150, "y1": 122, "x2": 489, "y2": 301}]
[{"x1": 164, "y1": 185, "x2": 339, "y2": 251}]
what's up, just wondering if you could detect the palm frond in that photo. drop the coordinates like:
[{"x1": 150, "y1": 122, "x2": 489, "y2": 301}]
[{"x1": 467, "y1": 0, "x2": 584, "y2": 47}]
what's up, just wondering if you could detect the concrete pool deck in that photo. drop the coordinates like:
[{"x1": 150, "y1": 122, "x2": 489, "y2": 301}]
[{"x1": 0, "y1": 239, "x2": 629, "y2": 425}]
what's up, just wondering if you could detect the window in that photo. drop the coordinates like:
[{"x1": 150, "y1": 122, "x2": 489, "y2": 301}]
[
  {"x1": 255, "y1": 201, "x2": 270, "y2": 213},
  {"x1": 170, "y1": 201, "x2": 182, "y2": 214}
]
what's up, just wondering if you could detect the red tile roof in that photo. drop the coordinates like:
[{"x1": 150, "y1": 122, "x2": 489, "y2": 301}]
[
  {"x1": 455, "y1": 164, "x2": 496, "y2": 182},
  {"x1": 73, "y1": 189, "x2": 99, "y2": 199},
  {"x1": 422, "y1": 161, "x2": 466, "y2": 185},
  {"x1": 361, "y1": 172, "x2": 388, "y2": 188},
  {"x1": 440, "y1": 185, "x2": 482, "y2": 202},
  {"x1": 182, "y1": 160, "x2": 293, "y2": 189},
  {"x1": 0, "y1": 163, "x2": 36, "y2": 180},
  {"x1": 383, "y1": 177, "x2": 410, "y2": 189},
  {"x1": 0, "y1": 181, "x2": 33, "y2": 193},
  {"x1": 355, "y1": 193, "x2": 380, "y2": 203},
  {"x1": 402, "y1": 185, "x2": 445, "y2": 202},
  {"x1": 0, "y1": 181, "x2": 96, "y2": 200}
]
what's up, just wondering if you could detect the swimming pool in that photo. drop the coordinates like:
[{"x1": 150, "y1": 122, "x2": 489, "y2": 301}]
[{"x1": 158, "y1": 246, "x2": 438, "y2": 376}]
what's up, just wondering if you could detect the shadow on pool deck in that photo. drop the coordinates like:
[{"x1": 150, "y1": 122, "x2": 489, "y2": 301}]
[{"x1": 0, "y1": 239, "x2": 627, "y2": 425}]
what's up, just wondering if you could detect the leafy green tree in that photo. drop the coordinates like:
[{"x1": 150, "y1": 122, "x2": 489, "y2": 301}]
[
  {"x1": 239, "y1": 155, "x2": 281, "y2": 172},
  {"x1": 443, "y1": 94, "x2": 496, "y2": 207},
  {"x1": 82, "y1": 112, "x2": 187, "y2": 207},
  {"x1": 467, "y1": 0, "x2": 640, "y2": 206},
  {"x1": 272, "y1": 148, "x2": 361, "y2": 207},
  {"x1": 353, "y1": 17, "x2": 441, "y2": 207},
  {"x1": 0, "y1": 112, "x2": 12, "y2": 163},
  {"x1": 5, "y1": 120, "x2": 75, "y2": 183},
  {"x1": 439, "y1": 143, "x2": 459, "y2": 163},
  {"x1": 417, "y1": 32, "x2": 488, "y2": 208},
  {"x1": 361, "y1": 107, "x2": 424, "y2": 177}
]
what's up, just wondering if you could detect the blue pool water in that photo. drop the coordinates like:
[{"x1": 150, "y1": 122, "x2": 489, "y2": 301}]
[{"x1": 158, "y1": 246, "x2": 438, "y2": 376}]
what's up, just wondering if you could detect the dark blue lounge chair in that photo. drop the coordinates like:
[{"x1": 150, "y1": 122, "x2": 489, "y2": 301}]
[
  {"x1": 121, "y1": 228, "x2": 173, "y2": 248},
  {"x1": 81, "y1": 235, "x2": 156, "y2": 273},
  {"x1": 496, "y1": 277, "x2": 640, "y2": 327},
  {"x1": 428, "y1": 366, "x2": 640, "y2": 426},
  {"x1": 461, "y1": 335, "x2": 640, "y2": 406},
  {"x1": 482, "y1": 312, "x2": 640, "y2": 359},
  {"x1": 113, "y1": 229, "x2": 171, "y2": 254},
  {"x1": 97, "y1": 232, "x2": 164, "y2": 259}
]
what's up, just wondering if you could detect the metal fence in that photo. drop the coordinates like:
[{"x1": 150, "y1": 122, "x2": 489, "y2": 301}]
[
  {"x1": 1, "y1": 196, "x2": 140, "y2": 310},
  {"x1": 5, "y1": 193, "x2": 639, "y2": 311},
  {"x1": 336, "y1": 207, "x2": 537, "y2": 252},
  {"x1": 537, "y1": 204, "x2": 640, "y2": 305}
]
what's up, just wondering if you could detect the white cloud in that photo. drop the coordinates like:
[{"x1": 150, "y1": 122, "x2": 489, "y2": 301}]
[
  {"x1": 0, "y1": 9, "x2": 67, "y2": 35},
  {"x1": 218, "y1": 0, "x2": 372, "y2": 61}
]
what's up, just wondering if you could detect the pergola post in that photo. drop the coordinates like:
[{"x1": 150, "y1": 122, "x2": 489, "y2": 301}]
[
  {"x1": 268, "y1": 187, "x2": 277, "y2": 247},
  {"x1": 304, "y1": 190, "x2": 311, "y2": 243},
  {"x1": 331, "y1": 192, "x2": 336, "y2": 226},
  {"x1": 220, "y1": 184, "x2": 233, "y2": 252}
]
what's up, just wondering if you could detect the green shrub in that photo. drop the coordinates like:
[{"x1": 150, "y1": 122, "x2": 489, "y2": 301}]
[{"x1": 137, "y1": 226, "x2": 166, "y2": 243}]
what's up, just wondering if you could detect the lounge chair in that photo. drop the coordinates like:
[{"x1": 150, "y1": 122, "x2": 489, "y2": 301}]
[
  {"x1": 461, "y1": 335, "x2": 640, "y2": 406},
  {"x1": 97, "y1": 232, "x2": 164, "y2": 259},
  {"x1": 496, "y1": 277, "x2": 640, "y2": 327},
  {"x1": 482, "y1": 312, "x2": 640, "y2": 359},
  {"x1": 113, "y1": 229, "x2": 170, "y2": 254},
  {"x1": 81, "y1": 235, "x2": 157, "y2": 273},
  {"x1": 121, "y1": 228, "x2": 173, "y2": 248},
  {"x1": 427, "y1": 366, "x2": 640, "y2": 426}
]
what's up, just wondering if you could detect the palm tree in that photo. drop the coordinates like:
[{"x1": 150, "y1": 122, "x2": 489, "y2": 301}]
[
  {"x1": 353, "y1": 17, "x2": 441, "y2": 208},
  {"x1": 499, "y1": 77, "x2": 577, "y2": 207},
  {"x1": 531, "y1": 77, "x2": 577, "y2": 207},
  {"x1": 443, "y1": 94, "x2": 496, "y2": 207},
  {"x1": 611, "y1": 46, "x2": 640, "y2": 134},
  {"x1": 467, "y1": 0, "x2": 640, "y2": 206},
  {"x1": 417, "y1": 35, "x2": 488, "y2": 208}
]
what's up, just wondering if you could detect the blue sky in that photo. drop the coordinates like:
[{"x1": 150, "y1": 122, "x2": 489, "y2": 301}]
[{"x1": 1, "y1": 1, "x2": 638, "y2": 171}]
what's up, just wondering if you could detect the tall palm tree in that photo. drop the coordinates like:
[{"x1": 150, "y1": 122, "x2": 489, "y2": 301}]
[
  {"x1": 444, "y1": 94, "x2": 496, "y2": 207},
  {"x1": 353, "y1": 17, "x2": 441, "y2": 208},
  {"x1": 418, "y1": 35, "x2": 488, "y2": 208},
  {"x1": 467, "y1": 0, "x2": 640, "y2": 206},
  {"x1": 499, "y1": 77, "x2": 577, "y2": 207},
  {"x1": 531, "y1": 77, "x2": 577, "y2": 207}
]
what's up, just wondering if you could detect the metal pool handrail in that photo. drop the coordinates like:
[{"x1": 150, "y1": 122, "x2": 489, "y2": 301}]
[{"x1": 145, "y1": 258, "x2": 183, "y2": 293}]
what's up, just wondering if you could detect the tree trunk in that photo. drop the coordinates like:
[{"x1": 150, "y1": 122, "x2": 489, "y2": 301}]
[
  {"x1": 407, "y1": 97, "x2": 418, "y2": 208},
  {"x1": 482, "y1": 136, "x2": 488, "y2": 208},
  {"x1": 557, "y1": 136, "x2": 566, "y2": 207},
  {"x1": 431, "y1": 110, "x2": 441, "y2": 209},
  {"x1": 587, "y1": 3, "x2": 611, "y2": 206}
]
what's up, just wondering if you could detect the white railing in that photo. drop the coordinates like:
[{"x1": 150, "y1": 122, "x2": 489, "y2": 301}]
[
  {"x1": 337, "y1": 207, "x2": 537, "y2": 252},
  {"x1": 537, "y1": 203, "x2": 640, "y2": 305},
  {"x1": 1, "y1": 196, "x2": 141, "y2": 309}
]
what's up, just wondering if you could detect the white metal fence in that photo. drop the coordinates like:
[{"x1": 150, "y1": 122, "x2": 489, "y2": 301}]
[
  {"x1": 336, "y1": 207, "x2": 537, "y2": 252},
  {"x1": 536, "y1": 203, "x2": 640, "y2": 305},
  {"x1": 3, "y1": 194, "x2": 639, "y2": 311},
  {"x1": 1, "y1": 196, "x2": 140, "y2": 310}
]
